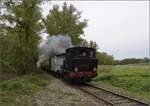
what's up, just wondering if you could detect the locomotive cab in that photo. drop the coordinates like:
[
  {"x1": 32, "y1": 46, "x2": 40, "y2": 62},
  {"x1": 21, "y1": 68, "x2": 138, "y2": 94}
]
[{"x1": 63, "y1": 47, "x2": 98, "y2": 82}]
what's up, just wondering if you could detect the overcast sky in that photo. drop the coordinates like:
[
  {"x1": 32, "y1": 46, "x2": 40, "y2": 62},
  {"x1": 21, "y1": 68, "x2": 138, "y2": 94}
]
[{"x1": 41, "y1": 1, "x2": 149, "y2": 60}]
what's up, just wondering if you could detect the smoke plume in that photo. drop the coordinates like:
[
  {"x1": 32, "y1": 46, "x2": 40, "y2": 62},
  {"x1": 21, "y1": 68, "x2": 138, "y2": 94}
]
[{"x1": 37, "y1": 34, "x2": 73, "y2": 68}]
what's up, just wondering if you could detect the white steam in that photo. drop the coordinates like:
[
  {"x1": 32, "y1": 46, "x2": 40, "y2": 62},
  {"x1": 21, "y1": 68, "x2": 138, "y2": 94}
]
[{"x1": 37, "y1": 34, "x2": 73, "y2": 68}]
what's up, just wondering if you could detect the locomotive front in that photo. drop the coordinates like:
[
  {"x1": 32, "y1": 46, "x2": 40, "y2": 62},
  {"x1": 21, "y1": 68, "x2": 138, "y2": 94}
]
[{"x1": 62, "y1": 47, "x2": 98, "y2": 82}]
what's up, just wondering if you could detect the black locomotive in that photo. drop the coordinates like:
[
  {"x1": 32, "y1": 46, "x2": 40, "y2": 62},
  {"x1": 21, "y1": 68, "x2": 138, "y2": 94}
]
[{"x1": 41, "y1": 47, "x2": 98, "y2": 83}]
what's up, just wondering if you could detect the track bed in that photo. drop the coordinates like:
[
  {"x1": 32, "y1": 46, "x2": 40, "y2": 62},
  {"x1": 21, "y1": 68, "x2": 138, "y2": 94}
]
[{"x1": 78, "y1": 84, "x2": 149, "y2": 106}]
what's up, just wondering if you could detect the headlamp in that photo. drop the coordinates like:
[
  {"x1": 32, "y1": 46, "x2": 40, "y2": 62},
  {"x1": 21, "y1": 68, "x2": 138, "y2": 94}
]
[
  {"x1": 74, "y1": 67, "x2": 78, "y2": 72},
  {"x1": 93, "y1": 67, "x2": 97, "y2": 71}
]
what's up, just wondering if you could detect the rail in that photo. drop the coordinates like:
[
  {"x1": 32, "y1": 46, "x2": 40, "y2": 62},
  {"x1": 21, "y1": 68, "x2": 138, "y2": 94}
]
[{"x1": 77, "y1": 84, "x2": 149, "y2": 106}]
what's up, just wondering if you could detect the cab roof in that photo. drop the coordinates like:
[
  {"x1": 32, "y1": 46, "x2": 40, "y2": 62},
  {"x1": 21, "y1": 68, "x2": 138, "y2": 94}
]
[{"x1": 66, "y1": 47, "x2": 95, "y2": 52}]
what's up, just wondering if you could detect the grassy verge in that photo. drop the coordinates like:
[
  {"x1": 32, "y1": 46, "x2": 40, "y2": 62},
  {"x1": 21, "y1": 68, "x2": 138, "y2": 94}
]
[
  {"x1": 93, "y1": 65, "x2": 150, "y2": 102},
  {"x1": 0, "y1": 72, "x2": 49, "y2": 106}
]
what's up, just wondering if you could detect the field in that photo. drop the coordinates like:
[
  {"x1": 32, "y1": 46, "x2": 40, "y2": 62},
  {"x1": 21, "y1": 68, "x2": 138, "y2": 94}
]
[{"x1": 93, "y1": 64, "x2": 150, "y2": 102}]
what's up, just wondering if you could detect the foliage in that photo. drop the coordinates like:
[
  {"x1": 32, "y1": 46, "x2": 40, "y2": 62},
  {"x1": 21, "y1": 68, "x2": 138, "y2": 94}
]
[
  {"x1": 44, "y1": 2, "x2": 87, "y2": 46},
  {"x1": 1, "y1": 0, "x2": 44, "y2": 74},
  {"x1": 96, "y1": 52, "x2": 114, "y2": 65},
  {"x1": 93, "y1": 65, "x2": 150, "y2": 101},
  {"x1": 114, "y1": 57, "x2": 150, "y2": 65}
]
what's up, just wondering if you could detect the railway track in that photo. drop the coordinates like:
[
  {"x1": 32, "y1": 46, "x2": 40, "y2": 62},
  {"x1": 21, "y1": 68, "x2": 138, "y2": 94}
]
[{"x1": 78, "y1": 84, "x2": 149, "y2": 106}]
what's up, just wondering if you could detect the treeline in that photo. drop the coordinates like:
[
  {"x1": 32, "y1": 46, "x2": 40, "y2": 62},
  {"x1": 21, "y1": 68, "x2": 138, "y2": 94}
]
[
  {"x1": 96, "y1": 54, "x2": 150, "y2": 65},
  {"x1": 114, "y1": 57, "x2": 150, "y2": 65}
]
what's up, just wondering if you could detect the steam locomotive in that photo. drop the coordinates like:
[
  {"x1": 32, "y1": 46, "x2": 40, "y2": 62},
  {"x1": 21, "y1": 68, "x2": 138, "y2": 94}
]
[{"x1": 41, "y1": 47, "x2": 98, "y2": 83}]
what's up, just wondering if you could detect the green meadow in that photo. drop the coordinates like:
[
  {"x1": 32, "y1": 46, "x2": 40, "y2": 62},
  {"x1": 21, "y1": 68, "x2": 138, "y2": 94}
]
[{"x1": 93, "y1": 65, "x2": 150, "y2": 102}]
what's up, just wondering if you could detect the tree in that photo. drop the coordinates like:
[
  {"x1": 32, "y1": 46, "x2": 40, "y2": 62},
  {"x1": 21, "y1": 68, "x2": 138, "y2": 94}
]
[
  {"x1": 89, "y1": 40, "x2": 99, "y2": 50},
  {"x1": 96, "y1": 52, "x2": 114, "y2": 65},
  {"x1": 80, "y1": 39, "x2": 89, "y2": 47},
  {"x1": 1, "y1": 0, "x2": 44, "y2": 74},
  {"x1": 44, "y1": 2, "x2": 87, "y2": 46}
]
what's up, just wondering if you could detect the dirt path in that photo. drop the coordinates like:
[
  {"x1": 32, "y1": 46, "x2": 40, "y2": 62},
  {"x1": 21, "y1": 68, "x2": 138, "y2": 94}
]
[{"x1": 31, "y1": 74, "x2": 111, "y2": 106}]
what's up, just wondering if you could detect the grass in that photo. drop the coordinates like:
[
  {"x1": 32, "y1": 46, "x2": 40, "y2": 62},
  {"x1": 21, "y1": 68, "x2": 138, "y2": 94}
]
[
  {"x1": 0, "y1": 72, "x2": 49, "y2": 106},
  {"x1": 93, "y1": 65, "x2": 150, "y2": 102}
]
